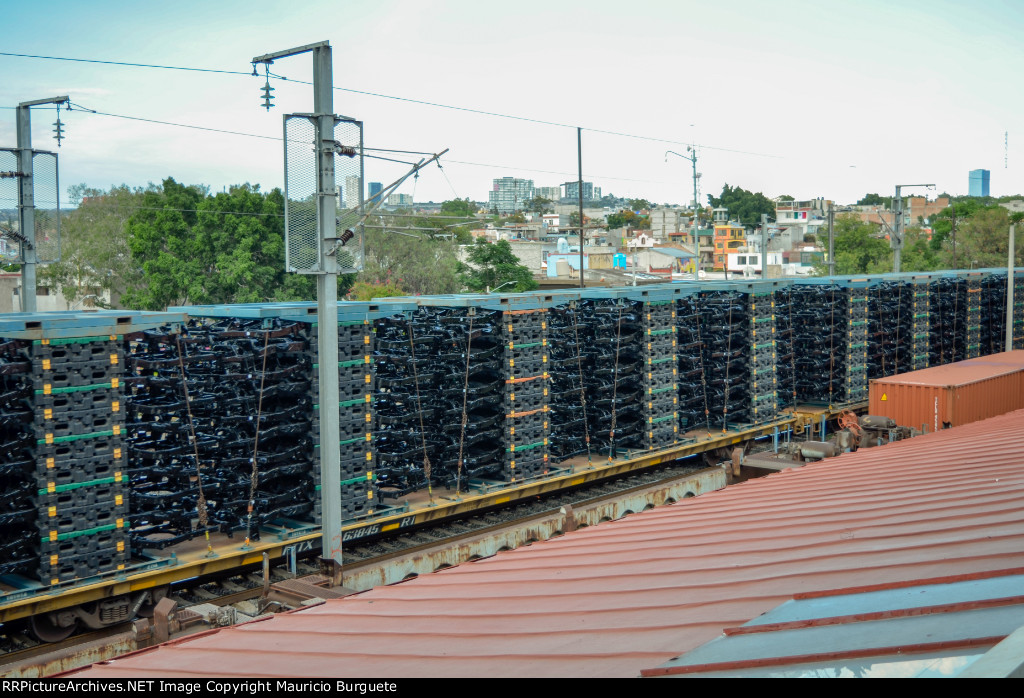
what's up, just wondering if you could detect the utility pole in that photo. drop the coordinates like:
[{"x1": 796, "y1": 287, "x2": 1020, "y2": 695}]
[
  {"x1": 16, "y1": 96, "x2": 67, "y2": 312},
  {"x1": 827, "y1": 203, "x2": 836, "y2": 277},
  {"x1": 666, "y1": 148, "x2": 701, "y2": 277},
  {"x1": 760, "y1": 213, "x2": 768, "y2": 278},
  {"x1": 252, "y1": 42, "x2": 343, "y2": 579},
  {"x1": 577, "y1": 127, "x2": 584, "y2": 289},
  {"x1": 892, "y1": 183, "x2": 934, "y2": 273},
  {"x1": 690, "y1": 147, "x2": 700, "y2": 278}
]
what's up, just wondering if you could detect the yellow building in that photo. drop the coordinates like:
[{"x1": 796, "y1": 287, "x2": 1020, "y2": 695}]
[{"x1": 712, "y1": 221, "x2": 746, "y2": 270}]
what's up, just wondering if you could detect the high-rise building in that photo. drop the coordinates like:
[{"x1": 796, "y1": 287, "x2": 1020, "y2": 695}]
[
  {"x1": 368, "y1": 182, "x2": 383, "y2": 205},
  {"x1": 387, "y1": 193, "x2": 413, "y2": 206},
  {"x1": 488, "y1": 177, "x2": 534, "y2": 213},
  {"x1": 562, "y1": 181, "x2": 596, "y2": 201},
  {"x1": 535, "y1": 186, "x2": 561, "y2": 202},
  {"x1": 969, "y1": 169, "x2": 990, "y2": 197},
  {"x1": 343, "y1": 176, "x2": 361, "y2": 210}
]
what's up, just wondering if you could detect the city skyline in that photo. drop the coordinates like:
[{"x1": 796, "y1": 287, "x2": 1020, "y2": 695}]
[{"x1": 1, "y1": 1, "x2": 1021, "y2": 209}]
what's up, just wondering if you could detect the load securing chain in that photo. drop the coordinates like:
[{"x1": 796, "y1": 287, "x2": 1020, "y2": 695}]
[
  {"x1": 406, "y1": 316, "x2": 434, "y2": 503},
  {"x1": 243, "y1": 327, "x2": 272, "y2": 546},
  {"x1": 607, "y1": 300, "x2": 624, "y2": 461},
  {"x1": 894, "y1": 283, "x2": 903, "y2": 371},
  {"x1": 828, "y1": 285, "x2": 836, "y2": 410},
  {"x1": 788, "y1": 289, "x2": 797, "y2": 407},
  {"x1": 454, "y1": 310, "x2": 474, "y2": 496},
  {"x1": 721, "y1": 295, "x2": 735, "y2": 432},
  {"x1": 174, "y1": 332, "x2": 212, "y2": 553},
  {"x1": 695, "y1": 298, "x2": 712, "y2": 435},
  {"x1": 570, "y1": 303, "x2": 592, "y2": 464}
]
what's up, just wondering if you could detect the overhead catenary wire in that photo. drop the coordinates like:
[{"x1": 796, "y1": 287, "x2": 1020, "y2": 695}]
[{"x1": 1, "y1": 52, "x2": 783, "y2": 159}]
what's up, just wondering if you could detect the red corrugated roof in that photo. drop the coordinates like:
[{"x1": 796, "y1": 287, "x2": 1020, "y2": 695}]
[{"x1": 75, "y1": 410, "x2": 1024, "y2": 678}]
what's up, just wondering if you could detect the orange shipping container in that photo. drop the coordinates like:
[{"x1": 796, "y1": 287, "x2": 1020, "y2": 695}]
[{"x1": 869, "y1": 358, "x2": 1024, "y2": 432}]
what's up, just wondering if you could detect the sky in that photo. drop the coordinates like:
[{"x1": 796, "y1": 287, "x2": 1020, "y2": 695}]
[{"x1": 2, "y1": 0, "x2": 1023, "y2": 209}]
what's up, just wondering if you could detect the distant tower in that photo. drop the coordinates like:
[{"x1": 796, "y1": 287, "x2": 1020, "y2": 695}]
[
  {"x1": 968, "y1": 169, "x2": 990, "y2": 197},
  {"x1": 368, "y1": 181, "x2": 383, "y2": 205}
]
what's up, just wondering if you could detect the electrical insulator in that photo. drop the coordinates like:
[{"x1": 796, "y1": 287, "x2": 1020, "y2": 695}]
[
  {"x1": 52, "y1": 117, "x2": 64, "y2": 147},
  {"x1": 261, "y1": 83, "x2": 275, "y2": 111}
]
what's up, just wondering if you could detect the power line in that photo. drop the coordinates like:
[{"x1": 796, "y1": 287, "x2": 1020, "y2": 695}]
[
  {"x1": 0, "y1": 52, "x2": 251, "y2": 76},
  {"x1": 2, "y1": 52, "x2": 782, "y2": 159},
  {"x1": 6, "y1": 102, "x2": 676, "y2": 185}
]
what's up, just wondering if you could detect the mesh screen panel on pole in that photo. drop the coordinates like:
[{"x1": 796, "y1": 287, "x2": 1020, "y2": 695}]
[
  {"x1": 31, "y1": 151, "x2": 59, "y2": 263},
  {"x1": 0, "y1": 149, "x2": 19, "y2": 262},
  {"x1": 333, "y1": 117, "x2": 364, "y2": 275},
  {"x1": 283, "y1": 115, "x2": 320, "y2": 273}
]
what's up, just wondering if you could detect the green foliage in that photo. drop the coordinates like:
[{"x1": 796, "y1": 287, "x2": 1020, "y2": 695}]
[
  {"x1": 360, "y1": 226, "x2": 461, "y2": 295},
  {"x1": 440, "y1": 198, "x2": 476, "y2": 217},
  {"x1": 119, "y1": 178, "x2": 331, "y2": 310},
  {"x1": 42, "y1": 184, "x2": 149, "y2": 305},
  {"x1": 606, "y1": 209, "x2": 650, "y2": 231},
  {"x1": 857, "y1": 193, "x2": 889, "y2": 207},
  {"x1": 458, "y1": 239, "x2": 538, "y2": 293},
  {"x1": 948, "y1": 206, "x2": 1022, "y2": 269},
  {"x1": 707, "y1": 184, "x2": 775, "y2": 227},
  {"x1": 777, "y1": 194, "x2": 795, "y2": 202},
  {"x1": 348, "y1": 280, "x2": 406, "y2": 300},
  {"x1": 627, "y1": 198, "x2": 653, "y2": 211},
  {"x1": 813, "y1": 214, "x2": 891, "y2": 275},
  {"x1": 525, "y1": 196, "x2": 553, "y2": 214},
  {"x1": 507, "y1": 212, "x2": 526, "y2": 224}
]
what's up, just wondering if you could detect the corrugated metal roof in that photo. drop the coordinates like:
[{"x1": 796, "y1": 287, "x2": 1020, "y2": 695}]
[
  {"x1": 74, "y1": 410, "x2": 1024, "y2": 678},
  {"x1": 871, "y1": 360, "x2": 1022, "y2": 388}
]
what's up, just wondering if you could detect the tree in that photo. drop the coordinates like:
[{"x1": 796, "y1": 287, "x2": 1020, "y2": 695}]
[
  {"x1": 458, "y1": 239, "x2": 538, "y2": 292},
  {"x1": 440, "y1": 198, "x2": 476, "y2": 217},
  {"x1": 119, "y1": 178, "x2": 339, "y2": 310},
  {"x1": 813, "y1": 214, "x2": 891, "y2": 275},
  {"x1": 627, "y1": 198, "x2": 653, "y2": 211},
  {"x1": 360, "y1": 226, "x2": 461, "y2": 295},
  {"x1": 777, "y1": 194, "x2": 795, "y2": 202},
  {"x1": 41, "y1": 184, "x2": 148, "y2": 306},
  {"x1": 856, "y1": 193, "x2": 889, "y2": 208},
  {"x1": 946, "y1": 205, "x2": 1021, "y2": 269},
  {"x1": 348, "y1": 280, "x2": 406, "y2": 300},
  {"x1": 707, "y1": 184, "x2": 775, "y2": 227},
  {"x1": 525, "y1": 196, "x2": 553, "y2": 214},
  {"x1": 606, "y1": 209, "x2": 650, "y2": 231}
]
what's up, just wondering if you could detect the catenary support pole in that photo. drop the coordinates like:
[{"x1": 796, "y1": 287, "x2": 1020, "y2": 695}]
[
  {"x1": 15, "y1": 105, "x2": 34, "y2": 312},
  {"x1": 15, "y1": 96, "x2": 67, "y2": 312},
  {"x1": 253, "y1": 42, "x2": 343, "y2": 576},
  {"x1": 312, "y1": 44, "x2": 343, "y2": 575}
]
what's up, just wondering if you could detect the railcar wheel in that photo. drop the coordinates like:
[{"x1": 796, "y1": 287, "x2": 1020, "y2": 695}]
[{"x1": 28, "y1": 614, "x2": 78, "y2": 643}]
